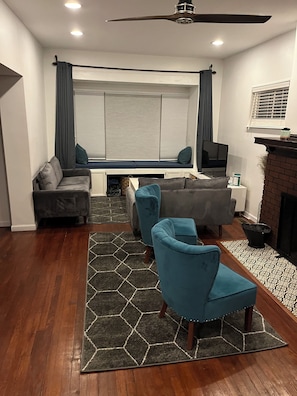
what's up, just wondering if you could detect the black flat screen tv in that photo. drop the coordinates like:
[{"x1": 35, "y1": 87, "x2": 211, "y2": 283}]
[{"x1": 201, "y1": 140, "x2": 228, "y2": 177}]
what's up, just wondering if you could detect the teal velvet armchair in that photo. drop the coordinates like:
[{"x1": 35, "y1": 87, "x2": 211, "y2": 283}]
[
  {"x1": 135, "y1": 184, "x2": 198, "y2": 263},
  {"x1": 151, "y1": 218, "x2": 257, "y2": 350}
]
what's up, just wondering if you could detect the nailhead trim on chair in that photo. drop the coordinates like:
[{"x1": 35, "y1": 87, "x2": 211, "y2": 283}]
[{"x1": 184, "y1": 305, "x2": 254, "y2": 323}]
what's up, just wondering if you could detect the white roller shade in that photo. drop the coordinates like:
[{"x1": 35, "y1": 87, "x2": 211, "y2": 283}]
[
  {"x1": 160, "y1": 95, "x2": 189, "y2": 160},
  {"x1": 74, "y1": 92, "x2": 105, "y2": 158},
  {"x1": 105, "y1": 93, "x2": 161, "y2": 160}
]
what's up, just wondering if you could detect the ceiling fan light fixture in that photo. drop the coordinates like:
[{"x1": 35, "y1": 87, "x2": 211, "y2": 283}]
[{"x1": 176, "y1": 17, "x2": 194, "y2": 24}]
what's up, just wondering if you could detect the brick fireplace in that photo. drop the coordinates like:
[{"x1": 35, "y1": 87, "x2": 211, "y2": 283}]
[{"x1": 255, "y1": 137, "x2": 297, "y2": 262}]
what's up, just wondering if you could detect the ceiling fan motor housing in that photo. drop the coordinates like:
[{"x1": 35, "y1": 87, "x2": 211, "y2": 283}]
[
  {"x1": 175, "y1": 0, "x2": 195, "y2": 23},
  {"x1": 176, "y1": 1, "x2": 195, "y2": 14}
]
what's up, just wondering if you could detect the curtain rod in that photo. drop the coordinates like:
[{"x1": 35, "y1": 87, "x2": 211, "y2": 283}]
[{"x1": 52, "y1": 55, "x2": 216, "y2": 75}]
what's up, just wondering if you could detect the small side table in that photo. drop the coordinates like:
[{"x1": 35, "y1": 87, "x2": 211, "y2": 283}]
[{"x1": 228, "y1": 185, "x2": 247, "y2": 213}]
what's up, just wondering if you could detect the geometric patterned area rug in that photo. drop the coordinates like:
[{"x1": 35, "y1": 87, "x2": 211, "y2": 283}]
[
  {"x1": 81, "y1": 232, "x2": 287, "y2": 373},
  {"x1": 88, "y1": 196, "x2": 129, "y2": 224},
  {"x1": 220, "y1": 240, "x2": 297, "y2": 317}
]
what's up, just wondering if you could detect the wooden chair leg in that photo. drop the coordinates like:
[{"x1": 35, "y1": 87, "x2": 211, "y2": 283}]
[
  {"x1": 144, "y1": 246, "x2": 153, "y2": 263},
  {"x1": 159, "y1": 301, "x2": 168, "y2": 318},
  {"x1": 244, "y1": 306, "x2": 253, "y2": 332},
  {"x1": 187, "y1": 322, "x2": 195, "y2": 350}
]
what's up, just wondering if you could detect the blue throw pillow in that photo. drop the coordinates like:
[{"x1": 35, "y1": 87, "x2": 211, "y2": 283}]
[
  {"x1": 177, "y1": 146, "x2": 192, "y2": 164},
  {"x1": 76, "y1": 144, "x2": 88, "y2": 165}
]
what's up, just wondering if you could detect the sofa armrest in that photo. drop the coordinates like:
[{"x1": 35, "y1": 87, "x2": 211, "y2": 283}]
[
  {"x1": 125, "y1": 186, "x2": 140, "y2": 234},
  {"x1": 62, "y1": 168, "x2": 92, "y2": 188},
  {"x1": 33, "y1": 189, "x2": 90, "y2": 219},
  {"x1": 230, "y1": 198, "x2": 236, "y2": 215}
]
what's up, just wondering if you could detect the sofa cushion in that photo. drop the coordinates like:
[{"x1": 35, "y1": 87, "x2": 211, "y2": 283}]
[
  {"x1": 138, "y1": 177, "x2": 186, "y2": 190},
  {"x1": 185, "y1": 177, "x2": 229, "y2": 189},
  {"x1": 58, "y1": 176, "x2": 90, "y2": 192},
  {"x1": 177, "y1": 146, "x2": 192, "y2": 164},
  {"x1": 76, "y1": 144, "x2": 88, "y2": 165},
  {"x1": 50, "y1": 156, "x2": 63, "y2": 184},
  {"x1": 38, "y1": 162, "x2": 58, "y2": 190}
]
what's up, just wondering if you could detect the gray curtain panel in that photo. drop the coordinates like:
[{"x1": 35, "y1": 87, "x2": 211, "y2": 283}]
[
  {"x1": 55, "y1": 61, "x2": 76, "y2": 169},
  {"x1": 196, "y1": 69, "x2": 214, "y2": 171}
]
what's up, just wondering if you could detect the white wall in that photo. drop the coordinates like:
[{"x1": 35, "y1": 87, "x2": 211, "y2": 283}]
[
  {"x1": 0, "y1": 0, "x2": 47, "y2": 230},
  {"x1": 1, "y1": 79, "x2": 36, "y2": 230},
  {"x1": 43, "y1": 49, "x2": 224, "y2": 164},
  {"x1": 286, "y1": 27, "x2": 297, "y2": 130},
  {"x1": 0, "y1": 119, "x2": 10, "y2": 226},
  {"x1": 219, "y1": 30, "x2": 296, "y2": 221}
]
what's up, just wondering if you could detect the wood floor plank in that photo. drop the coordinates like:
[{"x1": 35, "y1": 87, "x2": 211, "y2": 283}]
[{"x1": 0, "y1": 217, "x2": 297, "y2": 395}]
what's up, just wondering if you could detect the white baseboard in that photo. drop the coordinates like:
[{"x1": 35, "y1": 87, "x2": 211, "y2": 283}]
[
  {"x1": 243, "y1": 211, "x2": 258, "y2": 223},
  {"x1": 11, "y1": 223, "x2": 37, "y2": 232},
  {"x1": 0, "y1": 220, "x2": 10, "y2": 227}
]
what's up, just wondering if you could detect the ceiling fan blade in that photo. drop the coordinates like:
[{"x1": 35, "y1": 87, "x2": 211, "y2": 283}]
[
  {"x1": 107, "y1": 13, "x2": 271, "y2": 24},
  {"x1": 191, "y1": 14, "x2": 271, "y2": 24},
  {"x1": 106, "y1": 14, "x2": 178, "y2": 23}
]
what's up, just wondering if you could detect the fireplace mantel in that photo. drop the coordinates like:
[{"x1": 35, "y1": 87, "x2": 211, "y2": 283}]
[{"x1": 255, "y1": 137, "x2": 297, "y2": 157}]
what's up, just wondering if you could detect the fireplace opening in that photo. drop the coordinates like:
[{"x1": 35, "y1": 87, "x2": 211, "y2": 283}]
[{"x1": 277, "y1": 192, "x2": 297, "y2": 267}]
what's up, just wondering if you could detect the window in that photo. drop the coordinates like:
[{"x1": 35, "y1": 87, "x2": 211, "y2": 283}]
[
  {"x1": 249, "y1": 81, "x2": 290, "y2": 129},
  {"x1": 73, "y1": 82, "x2": 191, "y2": 161}
]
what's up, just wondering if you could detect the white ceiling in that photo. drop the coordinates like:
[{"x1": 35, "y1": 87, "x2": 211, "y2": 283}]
[{"x1": 3, "y1": 0, "x2": 297, "y2": 59}]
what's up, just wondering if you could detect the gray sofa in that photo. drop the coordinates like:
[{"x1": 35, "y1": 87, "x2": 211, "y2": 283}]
[
  {"x1": 126, "y1": 176, "x2": 236, "y2": 236},
  {"x1": 33, "y1": 156, "x2": 91, "y2": 224}
]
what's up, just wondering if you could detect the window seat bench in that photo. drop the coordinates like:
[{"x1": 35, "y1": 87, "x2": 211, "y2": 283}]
[
  {"x1": 76, "y1": 161, "x2": 193, "y2": 169},
  {"x1": 78, "y1": 161, "x2": 194, "y2": 196}
]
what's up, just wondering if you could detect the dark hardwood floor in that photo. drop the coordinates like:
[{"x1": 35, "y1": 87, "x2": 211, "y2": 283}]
[{"x1": 0, "y1": 216, "x2": 296, "y2": 395}]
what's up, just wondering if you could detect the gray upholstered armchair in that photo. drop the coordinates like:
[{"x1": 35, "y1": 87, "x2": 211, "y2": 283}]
[{"x1": 151, "y1": 218, "x2": 257, "y2": 350}]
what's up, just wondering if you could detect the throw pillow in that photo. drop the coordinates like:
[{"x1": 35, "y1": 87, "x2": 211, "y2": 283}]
[
  {"x1": 49, "y1": 156, "x2": 63, "y2": 184},
  {"x1": 138, "y1": 177, "x2": 186, "y2": 190},
  {"x1": 185, "y1": 177, "x2": 229, "y2": 189},
  {"x1": 76, "y1": 144, "x2": 88, "y2": 165},
  {"x1": 177, "y1": 146, "x2": 192, "y2": 164},
  {"x1": 38, "y1": 162, "x2": 58, "y2": 190}
]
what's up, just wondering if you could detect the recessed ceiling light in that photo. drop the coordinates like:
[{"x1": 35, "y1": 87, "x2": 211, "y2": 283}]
[
  {"x1": 65, "y1": 2, "x2": 81, "y2": 9},
  {"x1": 71, "y1": 30, "x2": 83, "y2": 37},
  {"x1": 212, "y1": 40, "x2": 224, "y2": 46}
]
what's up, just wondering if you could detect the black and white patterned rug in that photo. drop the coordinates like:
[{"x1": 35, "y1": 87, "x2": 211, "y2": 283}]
[
  {"x1": 88, "y1": 196, "x2": 129, "y2": 224},
  {"x1": 81, "y1": 232, "x2": 287, "y2": 373},
  {"x1": 220, "y1": 240, "x2": 297, "y2": 317}
]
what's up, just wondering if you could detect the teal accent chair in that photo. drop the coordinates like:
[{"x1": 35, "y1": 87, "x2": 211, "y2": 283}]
[
  {"x1": 135, "y1": 184, "x2": 198, "y2": 263},
  {"x1": 151, "y1": 218, "x2": 257, "y2": 350}
]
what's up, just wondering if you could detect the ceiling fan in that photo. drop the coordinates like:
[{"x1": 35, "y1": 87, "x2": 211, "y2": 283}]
[{"x1": 106, "y1": 0, "x2": 271, "y2": 25}]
